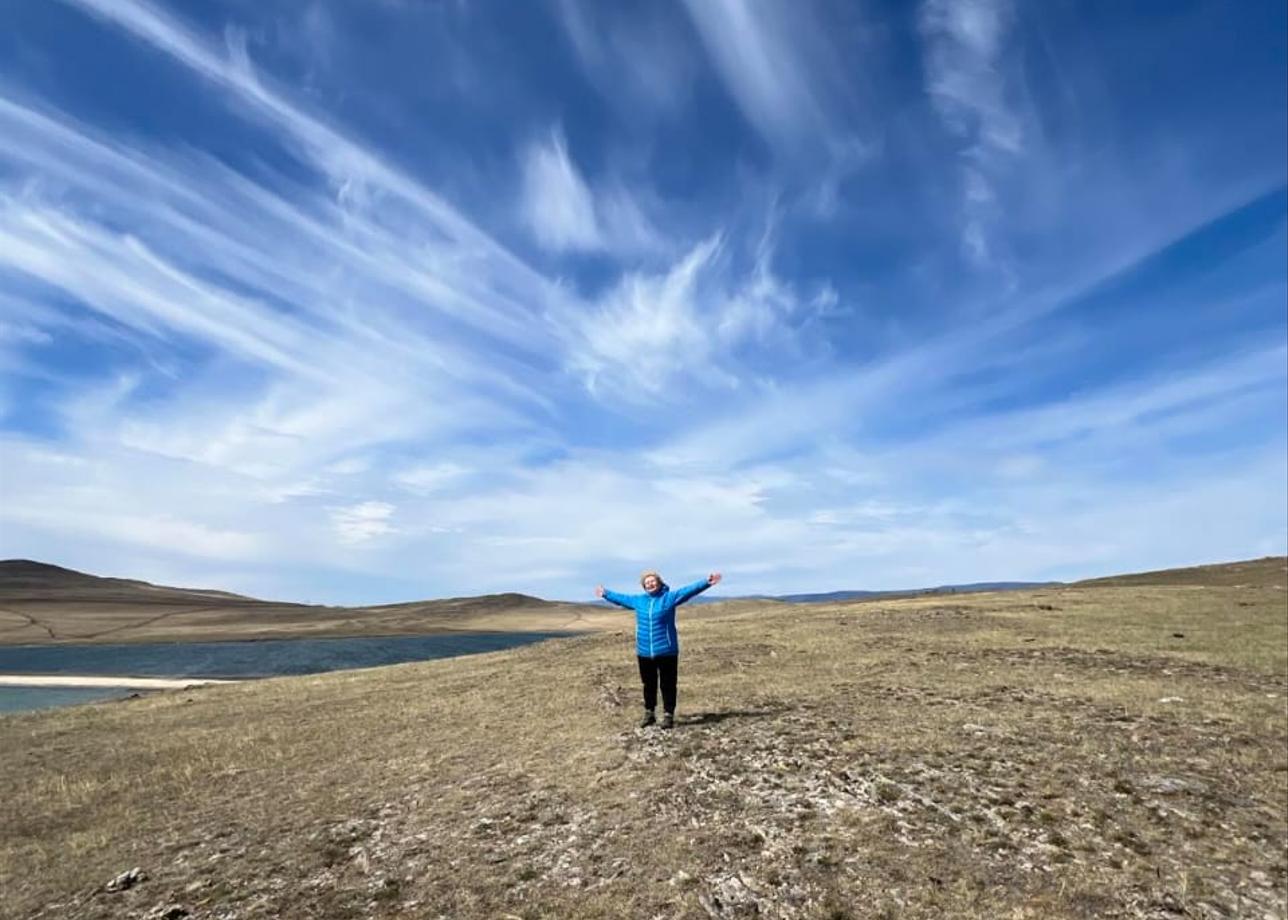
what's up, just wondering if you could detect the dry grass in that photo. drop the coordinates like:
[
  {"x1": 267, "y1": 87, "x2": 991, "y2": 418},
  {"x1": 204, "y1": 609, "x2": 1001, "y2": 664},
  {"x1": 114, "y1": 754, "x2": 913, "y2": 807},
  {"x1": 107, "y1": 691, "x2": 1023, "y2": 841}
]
[{"x1": 1, "y1": 559, "x2": 1285, "y2": 919}]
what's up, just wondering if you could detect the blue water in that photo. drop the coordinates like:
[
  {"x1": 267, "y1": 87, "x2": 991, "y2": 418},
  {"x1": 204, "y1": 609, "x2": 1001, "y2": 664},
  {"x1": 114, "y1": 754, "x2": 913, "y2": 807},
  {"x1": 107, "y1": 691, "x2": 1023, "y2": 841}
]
[
  {"x1": 0, "y1": 631, "x2": 568, "y2": 714},
  {"x1": 0, "y1": 686, "x2": 133, "y2": 713}
]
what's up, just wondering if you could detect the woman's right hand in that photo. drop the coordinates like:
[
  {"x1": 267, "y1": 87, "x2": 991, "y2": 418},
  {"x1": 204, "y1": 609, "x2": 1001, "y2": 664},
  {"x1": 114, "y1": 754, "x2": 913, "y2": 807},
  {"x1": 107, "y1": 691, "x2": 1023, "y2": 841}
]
[{"x1": 595, "y1": 585, "x2": 605, "y2": 598}]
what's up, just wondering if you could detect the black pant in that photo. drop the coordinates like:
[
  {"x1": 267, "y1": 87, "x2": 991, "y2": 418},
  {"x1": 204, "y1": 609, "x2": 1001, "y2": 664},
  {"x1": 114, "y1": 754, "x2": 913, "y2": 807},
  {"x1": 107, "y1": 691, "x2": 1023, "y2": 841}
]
[{"x1": 637, "y1": 654, "x2": 678, "y2": 714}]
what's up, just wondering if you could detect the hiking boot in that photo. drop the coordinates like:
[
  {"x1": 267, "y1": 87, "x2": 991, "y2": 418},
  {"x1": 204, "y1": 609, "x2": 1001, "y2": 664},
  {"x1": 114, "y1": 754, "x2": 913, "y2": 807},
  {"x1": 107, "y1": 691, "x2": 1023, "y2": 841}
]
[
  {"x1": 661, "y1": 712, "x2": 675, "y2": 730},
  {"x1": 639, "y1": 710, "x2": 656, "y2": 728}
]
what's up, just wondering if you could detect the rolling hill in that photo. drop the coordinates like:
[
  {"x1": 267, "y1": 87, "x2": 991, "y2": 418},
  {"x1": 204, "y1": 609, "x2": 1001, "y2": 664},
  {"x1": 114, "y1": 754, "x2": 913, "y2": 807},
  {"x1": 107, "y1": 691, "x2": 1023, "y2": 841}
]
[{"x1": 0, "y1": 560, "x2": 592, "y2": 644}]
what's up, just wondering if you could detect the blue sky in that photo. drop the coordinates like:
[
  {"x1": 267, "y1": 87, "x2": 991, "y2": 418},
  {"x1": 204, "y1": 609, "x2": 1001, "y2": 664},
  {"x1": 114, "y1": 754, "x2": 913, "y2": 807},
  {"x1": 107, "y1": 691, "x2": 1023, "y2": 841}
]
[{"x1": 0, "y1": 0, "x2": 1284, "y2": 604}]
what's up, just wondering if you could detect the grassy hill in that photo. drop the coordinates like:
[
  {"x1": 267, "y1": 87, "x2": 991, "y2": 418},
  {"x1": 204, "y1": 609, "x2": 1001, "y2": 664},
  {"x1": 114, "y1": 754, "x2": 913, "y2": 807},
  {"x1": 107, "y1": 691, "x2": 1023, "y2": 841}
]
[
  {"x1": 0, "y1": 561, "x2": 600, "y2": 645},
  {"x1": 1075, "y1": 555, "x2": 1288, "y2": 589},
  {"x1": 2, "y1": 558, "x2": 1285, "y2": 918}
]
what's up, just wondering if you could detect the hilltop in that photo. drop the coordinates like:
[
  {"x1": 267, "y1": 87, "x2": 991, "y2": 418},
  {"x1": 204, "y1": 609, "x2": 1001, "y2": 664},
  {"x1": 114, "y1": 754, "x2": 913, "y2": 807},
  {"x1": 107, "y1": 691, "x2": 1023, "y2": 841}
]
[{"x1": 1, "y1": 557, "x2": 1284, "y2": 918}]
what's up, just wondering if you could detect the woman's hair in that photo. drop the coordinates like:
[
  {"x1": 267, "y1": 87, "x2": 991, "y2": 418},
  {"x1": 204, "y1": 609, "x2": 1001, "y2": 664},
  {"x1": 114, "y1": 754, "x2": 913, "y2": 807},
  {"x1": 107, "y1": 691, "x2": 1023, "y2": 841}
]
[{"x1": 639, "y1": 570, "x2": 662, "y2": 587}]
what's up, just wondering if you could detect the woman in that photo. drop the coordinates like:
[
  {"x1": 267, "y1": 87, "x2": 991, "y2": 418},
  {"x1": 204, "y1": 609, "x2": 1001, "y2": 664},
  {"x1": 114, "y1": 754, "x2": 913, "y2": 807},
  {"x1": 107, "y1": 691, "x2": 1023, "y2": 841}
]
[{"x1": 595, "y1": 570, "x2": 722, "y2": 729}]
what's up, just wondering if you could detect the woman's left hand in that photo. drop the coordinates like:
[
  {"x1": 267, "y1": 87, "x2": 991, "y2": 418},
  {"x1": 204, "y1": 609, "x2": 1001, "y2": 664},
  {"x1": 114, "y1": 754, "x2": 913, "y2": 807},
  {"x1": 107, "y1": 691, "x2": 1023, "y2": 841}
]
[{"x1": 707, "y1": 572, "x2": 722, "y2": 586}]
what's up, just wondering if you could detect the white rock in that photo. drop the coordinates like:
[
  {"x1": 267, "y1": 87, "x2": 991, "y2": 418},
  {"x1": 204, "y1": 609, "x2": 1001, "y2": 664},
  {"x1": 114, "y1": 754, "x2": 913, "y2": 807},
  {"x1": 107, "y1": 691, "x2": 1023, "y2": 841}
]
[{"x1": 105, "y1": 867, "x2": 146, "y2": 892}]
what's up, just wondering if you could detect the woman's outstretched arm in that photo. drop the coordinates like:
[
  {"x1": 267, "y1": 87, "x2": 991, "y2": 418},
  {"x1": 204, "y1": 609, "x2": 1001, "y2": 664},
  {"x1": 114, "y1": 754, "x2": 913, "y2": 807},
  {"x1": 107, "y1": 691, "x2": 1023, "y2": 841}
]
[
  {"x1": 673, "y1": 572, "x2": 722, "y2": 606},
  {"x1": 596, "y1": 585, "x2": 636, "y2": 609}
]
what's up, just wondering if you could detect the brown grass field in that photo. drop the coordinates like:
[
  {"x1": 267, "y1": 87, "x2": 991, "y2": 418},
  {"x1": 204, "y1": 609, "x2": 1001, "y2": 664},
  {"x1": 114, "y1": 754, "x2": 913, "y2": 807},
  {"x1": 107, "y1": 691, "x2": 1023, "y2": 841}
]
[{"x1": 1, "y1": 557, "x2": 1285, "y2": 919}]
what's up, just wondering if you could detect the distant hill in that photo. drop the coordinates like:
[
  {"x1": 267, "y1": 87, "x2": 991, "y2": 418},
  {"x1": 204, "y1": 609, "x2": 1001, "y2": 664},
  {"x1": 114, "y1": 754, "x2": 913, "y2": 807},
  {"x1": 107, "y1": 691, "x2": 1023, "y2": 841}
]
[
  {"x1": 0, "y1": 560, "x2": 595, "y2": 646},
  {"x1": 1075, "y1": 555, "x2": 1287, "y2": 588},
  {"x1": 682, "y1": 580, "x2": 1056, "y2": 605},
  {"x1": 4, "y1": 556, "x2": 1282, "y2": 646},
  {"x1": 773, "y1": 581, "x2": 1055, "y2": 603},
  {"x1": 0, "y1": 560, "x2": 264, "y2": 605}
]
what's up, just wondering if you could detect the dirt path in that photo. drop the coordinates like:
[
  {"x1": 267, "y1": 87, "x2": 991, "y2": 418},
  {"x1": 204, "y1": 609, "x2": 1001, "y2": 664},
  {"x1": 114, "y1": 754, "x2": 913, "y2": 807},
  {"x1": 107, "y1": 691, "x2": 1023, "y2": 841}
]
[
  {"x1": 0, "y1": 606, "x2": 57, "y2": 640},
  {"x1": 65, "y1": 604, "x2": 227, "y2": 641}
]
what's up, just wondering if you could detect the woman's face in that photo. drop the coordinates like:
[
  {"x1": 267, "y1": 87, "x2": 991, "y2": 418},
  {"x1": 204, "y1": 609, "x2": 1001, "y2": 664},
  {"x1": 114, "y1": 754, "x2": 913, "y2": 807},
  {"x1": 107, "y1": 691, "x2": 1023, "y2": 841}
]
[{"x1": 642, "y1": 574, "x2": 661, "y2": 593}]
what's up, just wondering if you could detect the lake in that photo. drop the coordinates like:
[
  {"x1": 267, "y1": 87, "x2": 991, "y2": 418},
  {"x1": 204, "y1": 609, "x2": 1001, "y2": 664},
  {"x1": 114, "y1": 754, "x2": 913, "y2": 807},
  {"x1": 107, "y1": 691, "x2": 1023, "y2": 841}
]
[
  {"x1": 0, "y1": 631, "x2": 570, "y2": 714},
  {"x1": 0, "y1": 685, "x2": 134, "y2": 714}
]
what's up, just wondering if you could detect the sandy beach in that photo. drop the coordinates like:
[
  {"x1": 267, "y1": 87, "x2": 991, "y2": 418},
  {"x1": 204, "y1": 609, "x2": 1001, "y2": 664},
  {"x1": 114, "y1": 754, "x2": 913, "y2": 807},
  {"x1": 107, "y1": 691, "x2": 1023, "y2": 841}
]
[{"x1": 0, "y1": 675, "x2": 235, "y2": 689}]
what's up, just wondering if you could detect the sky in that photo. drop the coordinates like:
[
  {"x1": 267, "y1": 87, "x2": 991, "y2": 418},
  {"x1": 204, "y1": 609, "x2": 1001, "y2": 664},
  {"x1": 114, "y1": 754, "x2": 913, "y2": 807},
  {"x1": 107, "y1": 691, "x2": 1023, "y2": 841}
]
[{"x1": 0, "y1": 0, "x2": 1284, "y2": 605}]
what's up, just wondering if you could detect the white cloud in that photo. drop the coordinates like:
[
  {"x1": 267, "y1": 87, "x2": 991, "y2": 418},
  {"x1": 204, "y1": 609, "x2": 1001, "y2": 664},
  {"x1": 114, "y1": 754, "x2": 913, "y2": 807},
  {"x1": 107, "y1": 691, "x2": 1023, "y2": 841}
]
[
  {"x1": 61, "y1": 0, "x2": 573, "y2": 348},
  {"x1": 304, "y1": 406, "x2": 1284, "y2": 597},
  {"x1": 918, "y1": 344, "x2": 1288, "y2": 458},
  {"x1": 330, "y1": 501, "x2": 397, "y2": 544},
  {"x1": 677, "y1": 0, "x2": 875, "y2": 220},
  {"x1": 2, "y1": 320, "x2": 1282, "y2": 598},
  {"x1": 519, "y1": 129, "x2": 602, "y2": 252},
  {"x1": 920, "y1": 0, "x2": 1021, "y2": 152},
  {"x1": 556, "y1": 0, "x2": 697, "y2": 116},
  {"x1": 596, "y1": 184, "x2": 667, "y2": 257},
  {"x1": 394, "y1": 462, "x2": 469, "y2": 495},
  {"x1": 516, "y1": 127, "x2": 668, "y2": 257},
  {"x1": 0, "y1": 438, "x2": 268, "y2": 561},
  {"x1": 325, "y1": 456, "x2": 370, "y2": 475},
  {"x1": 9, "y1": 507, "x2": 264, "y2": 560},
  {"x1": 260, "y1": 479, "x2": 329, "y2": 504},
  {"x1": 996, "y1": 454, "x2": 1044, "y2": 479},
  {"x1": 0, "y1": 321, "x2": 53, "y2": 345},
  {"x1": 565, "y1": 233, "x2": 832, "y2": 401},
  {"x1": 681, "y1": 0, "x2": 843, "y2": 151},
  {"x1": 567, "y1": 238, "x2": 721, "y2": 398},
  {"x1": 0, "y1": 91, "x2": 572, "y2": 488},
  {"x1": 0, "y1": 200, "x2": 314, "y2": 374},
  {"x1": 564, "y1": 0, "x2": 871, "y2": 216},
  {"x1": 919, "y1": 0, "x2": 1022, "y2": 268}
]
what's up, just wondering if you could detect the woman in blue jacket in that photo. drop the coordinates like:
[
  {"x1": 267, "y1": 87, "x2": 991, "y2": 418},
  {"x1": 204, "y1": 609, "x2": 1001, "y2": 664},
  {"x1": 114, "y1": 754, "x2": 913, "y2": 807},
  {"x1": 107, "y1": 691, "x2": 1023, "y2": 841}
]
[{"x1": 596, "y1": 570, "x2": 722, "y2": 729}]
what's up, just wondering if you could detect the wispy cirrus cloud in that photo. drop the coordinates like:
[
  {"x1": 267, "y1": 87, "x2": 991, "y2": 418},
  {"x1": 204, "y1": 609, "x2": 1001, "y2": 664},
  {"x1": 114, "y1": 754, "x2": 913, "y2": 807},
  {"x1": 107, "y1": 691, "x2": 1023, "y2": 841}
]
[
  {"x1": 0, "y1": 1, "x2": 839, "y2": 582},
  {"x1": 556, "y1": 0, "x2": 697, "y2": 117},
  {"x1": 680, "y1": 0, "x2": 856, "y2": 154},
  {"x1": 676, "y1": 0, "x2": 876, "y2": 223},
  {"x1": 565, "y1": 232, "x2": 835, "y2": 402},
  {"x1": 919, "y1": 0, "x2": 1021, "y2": 152},
  {"x1": 62, "y1": 0, "x2": 571, "y2": 337},
  {"x1": 517, "y1": 126, "x2": 668, "y2": 258},
  {"x1": 394, "y1": 462, "x2": 470, "y2": 496},
  {"x1": 0, "y1": 0, "x2": 1280, "y2": 604},
  {"x1": 0, "y1": 102, "x2": 542, "y2": 483},
  {"x1": 519, "y1": 128, "x2": 602, "y2": 252},
  {"x1": 918, "y1": 0, "x2": 1022, "y2": 268}
]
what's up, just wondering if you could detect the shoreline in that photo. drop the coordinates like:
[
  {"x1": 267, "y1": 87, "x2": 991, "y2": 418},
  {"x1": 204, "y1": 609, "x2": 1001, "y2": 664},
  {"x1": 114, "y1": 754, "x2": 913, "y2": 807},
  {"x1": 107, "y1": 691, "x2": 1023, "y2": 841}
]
[{"x1": 0, "y1": 675, "x2": 237, "y2": 689}]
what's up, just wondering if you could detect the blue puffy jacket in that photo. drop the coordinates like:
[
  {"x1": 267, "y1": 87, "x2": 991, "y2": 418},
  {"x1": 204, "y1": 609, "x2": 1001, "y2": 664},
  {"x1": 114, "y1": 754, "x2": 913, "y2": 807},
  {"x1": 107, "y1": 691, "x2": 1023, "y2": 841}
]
[{"x1": 602, "y1": 578, "x2": 713, "y2": 657}]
